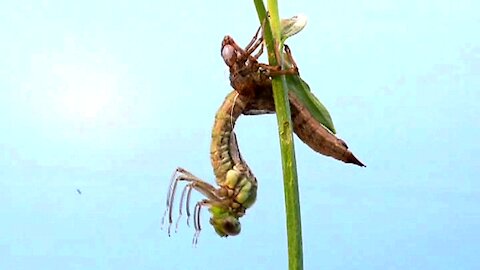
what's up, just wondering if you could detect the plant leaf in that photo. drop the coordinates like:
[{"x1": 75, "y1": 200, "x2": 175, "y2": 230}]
[{"x1": 285, "y1": 74, "x2": 337, "y2": 134}]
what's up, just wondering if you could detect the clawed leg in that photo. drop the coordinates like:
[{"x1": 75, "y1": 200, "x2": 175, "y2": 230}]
[
  {"x1": 174, "y1": 183, "x2": 193, "y2": 232},
  {"x1": 252, "y1": 42, "x2": 264, "y2": 60},
  {"x1": 283, "y1": 45, "x2": 299, "y2": 73},
  {"x1": 244, "y1": 16, "x2": 269, "y2": 61},
  {"x1": 162, "y1": 167, "x2": 218, "y2": 236},
  {"x1": 249, "y1": 17, "x2": 299, "y2": 76},
  {"x1": 162, "y1": 167, "x2": 230, "y2": 246},
  {"x1": 161, "y1": 168, "x2": 184, "y2": 233},
  {"x1": 221, "y1": 19, "x2": 300, "y2": 80},
  {"x1": 243, "y1": 23, "x2": 264, "y2": 56},
  {"x1": 259, "y1": 44, "x2": 300, "y2": 77},
  {"x1": 192, "y1": 200, "x2": 208, "y2": 246}
]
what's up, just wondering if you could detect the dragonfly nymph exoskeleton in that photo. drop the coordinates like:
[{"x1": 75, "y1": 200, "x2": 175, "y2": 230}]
[{"x1": 221, "y1": 27, "x2": 365, "y2": 167}]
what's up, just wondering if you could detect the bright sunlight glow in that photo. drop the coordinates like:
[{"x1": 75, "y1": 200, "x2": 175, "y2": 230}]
[{"x1": 16, "y1": 40, "x2": 134, "y2": 144}]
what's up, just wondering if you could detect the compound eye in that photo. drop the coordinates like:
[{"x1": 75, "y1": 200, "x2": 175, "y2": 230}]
[
  {"x1": 221, "y1": 45, "x2": 237, "y2": 67},
  {"x1": 223, "y1": 219, "x2": 241, "y2": 236}
]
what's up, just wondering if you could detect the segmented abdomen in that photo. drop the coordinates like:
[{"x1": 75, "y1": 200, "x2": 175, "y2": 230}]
[
  {"x1": 210, "y1": 92, "x2": 252, "y2": 183},
  {"x1": 244, "y1": 89, "x2": 365, "y2": 167},
  {"x1": 289, "y1": 94, "x2": 365, "y2": 166}
]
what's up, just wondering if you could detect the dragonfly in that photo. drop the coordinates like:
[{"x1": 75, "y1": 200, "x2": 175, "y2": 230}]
[
  {"x1": 162, "y1": 91, "x2": 258, "y2": 245},
  {"x1": 161, "y1": 16, "x2": 310, "y2": 245},
  {"x1": 221, "y1": 26, "x2": 365, "y2": 167}
]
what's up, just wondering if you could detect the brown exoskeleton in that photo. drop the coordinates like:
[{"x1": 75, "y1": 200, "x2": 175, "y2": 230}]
[{"x1": 221, "y1": 28, "x2": 365, "y2": 167}]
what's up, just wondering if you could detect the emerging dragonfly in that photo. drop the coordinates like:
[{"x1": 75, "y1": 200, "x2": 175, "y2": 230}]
[
  {"x1": 162, "y1": 17, "x2": 309, "y2": 245},
  {"x1": 221, "y1": 26, "x2": 365, "y2": 167},
  {"x1": 162, "y1": 91, "x2": 258, "y2": 245}
]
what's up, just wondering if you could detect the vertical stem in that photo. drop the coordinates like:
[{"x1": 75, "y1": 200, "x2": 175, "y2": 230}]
[{"x1": 253, "y1": 1, "x2": 303, "y2": 269}]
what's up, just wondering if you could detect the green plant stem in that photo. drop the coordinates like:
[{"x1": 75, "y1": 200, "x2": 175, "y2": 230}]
[{"x1": 253, "y1": 1, "x2": 303, "y2": 269}]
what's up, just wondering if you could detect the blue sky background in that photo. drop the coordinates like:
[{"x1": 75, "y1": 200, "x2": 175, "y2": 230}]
[{"x1": 1, "y1": 1, "x2": 479, "y2": 269}]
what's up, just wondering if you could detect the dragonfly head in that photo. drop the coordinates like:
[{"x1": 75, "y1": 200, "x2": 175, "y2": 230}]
[
  {"x1": 209, "y1": 205, "x2": 241, "y2": 237},
  {"x1": 221, "y1": 37, "x2": 238, "y2": 68}
]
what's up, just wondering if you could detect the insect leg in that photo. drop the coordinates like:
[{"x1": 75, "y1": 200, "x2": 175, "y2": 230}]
[
  {"x1": 283, "y1": 44, "x2": 299, "y2": 74},
  {"x1": 252, "y1": 42, "x2": 264, "y2": 59},
  {"x1": 244, "y1": 28, "x2": 264, "y2": 58},
  {"x1": 185, "y1": 183, "x2": 194, "y2": 227},
  {"x1": 192, "y1": 200, "x2": 207, "y2": 247},
  {"x1": 163, "y1": 167, "x2": 208, "y2": 235},
  {"x1": 243, "y1": 23, "x2": 263, "y2": 55},
  {"x1": 174, "y1": 183, "x2": 190, "y2": 233},
  {"x1": 257, "y1": 44, "x2": 299, "y2": 77},
  {"x1": 161, "y1": 167, "x2": 184, "y2": 233}
]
